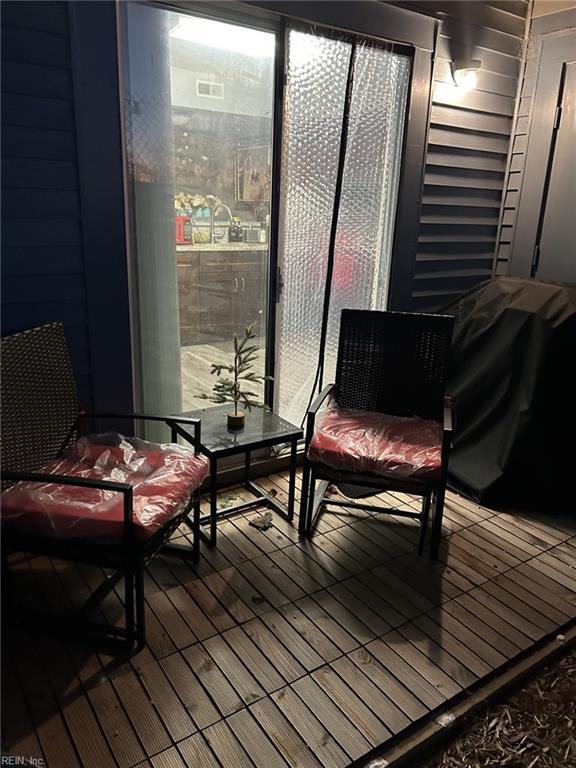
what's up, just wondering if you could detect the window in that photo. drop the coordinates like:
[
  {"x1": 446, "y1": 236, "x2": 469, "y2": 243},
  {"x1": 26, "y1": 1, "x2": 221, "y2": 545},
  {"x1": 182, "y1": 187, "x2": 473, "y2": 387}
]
[{"x1": 196, "y1": 80, "x2": 224, "y2": 99}]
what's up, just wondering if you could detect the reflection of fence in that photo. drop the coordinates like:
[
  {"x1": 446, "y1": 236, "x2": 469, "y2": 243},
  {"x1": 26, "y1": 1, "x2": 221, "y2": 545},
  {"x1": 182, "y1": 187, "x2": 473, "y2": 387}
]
[{"x1": 124, "y1": 94, "x2": 174, "y2": 184}]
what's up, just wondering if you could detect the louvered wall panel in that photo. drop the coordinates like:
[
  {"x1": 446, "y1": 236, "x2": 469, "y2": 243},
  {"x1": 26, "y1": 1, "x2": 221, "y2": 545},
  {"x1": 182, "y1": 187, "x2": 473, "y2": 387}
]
[{"x1": 388, "y1": 0, "x2": 530, "y2": 310}]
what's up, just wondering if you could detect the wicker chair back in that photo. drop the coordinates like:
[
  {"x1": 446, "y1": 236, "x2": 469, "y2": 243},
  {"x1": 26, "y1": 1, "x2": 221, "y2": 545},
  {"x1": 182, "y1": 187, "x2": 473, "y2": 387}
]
[
  {"x1": 1, "y1": 322, "x2": 79, "y2": 488},
  {"x1": 335, "y1": 309, "x2": 454, "y2": 421}
]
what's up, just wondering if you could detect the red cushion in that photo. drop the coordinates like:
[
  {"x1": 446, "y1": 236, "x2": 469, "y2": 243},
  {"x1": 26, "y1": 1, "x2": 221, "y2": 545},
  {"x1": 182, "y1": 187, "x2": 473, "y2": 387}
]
[
  {"x1": 1, "y1": 433, "x2": 209, "y2": 542},
  {"x1": 308, "y1": 401, "x2": 443, "y2": 480}
]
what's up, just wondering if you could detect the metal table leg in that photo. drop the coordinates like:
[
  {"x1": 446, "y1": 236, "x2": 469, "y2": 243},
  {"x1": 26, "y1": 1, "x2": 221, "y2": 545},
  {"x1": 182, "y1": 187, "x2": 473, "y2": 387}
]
[
  {"x1": 209, "y1": 455, "x2": 218, "y2": 546},
  {"x1": 244, "y1": 449, "x2": 251, "y2": 485}
]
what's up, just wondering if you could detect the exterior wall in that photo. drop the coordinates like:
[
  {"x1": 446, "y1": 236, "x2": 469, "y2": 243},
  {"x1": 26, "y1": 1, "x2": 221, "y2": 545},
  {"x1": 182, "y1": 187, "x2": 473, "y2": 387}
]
[
  {"x1": 1, "y1": 1, "x2": 93, "y2": 405},
  {"x1": 495, "y1": 5, "x2": 576, "y2": 275},
  {"x1": 392, "y1": 1, "x2": 531, "y2": 310}
]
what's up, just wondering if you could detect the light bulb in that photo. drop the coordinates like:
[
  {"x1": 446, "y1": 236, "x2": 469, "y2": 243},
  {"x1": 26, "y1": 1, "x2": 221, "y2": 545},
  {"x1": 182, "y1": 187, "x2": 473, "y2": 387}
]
[
  {"x1": 452, "y1": 58, "x2": 482, "y2": 92},
  {"x1": 454, "y1": 69, "x2": 478, "y2": 92}
]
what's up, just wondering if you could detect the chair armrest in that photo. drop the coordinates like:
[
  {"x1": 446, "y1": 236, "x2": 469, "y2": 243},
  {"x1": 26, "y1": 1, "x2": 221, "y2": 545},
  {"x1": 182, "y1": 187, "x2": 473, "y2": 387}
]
[
  {"x1": 2, "y1": 471, "x2": 135, "y2": 546},
  {"x1": 80, "y1": 412, "x2": 202, "y2": 451},
  {"x1": 305, "y1": 384, "x2": 335, "y2": 446},
  {"x1": 440, "y1": 397, "x2": 454, "y2": 475},
  {"x1": 309, "y1": 384, "x2": 335, "y2": 415},
  {"x1": 3, "y1": 471, "x2": 131, "y2": 493},
  {"x1": 443, "y1": 396, "x2": 454, "y2": 435}
]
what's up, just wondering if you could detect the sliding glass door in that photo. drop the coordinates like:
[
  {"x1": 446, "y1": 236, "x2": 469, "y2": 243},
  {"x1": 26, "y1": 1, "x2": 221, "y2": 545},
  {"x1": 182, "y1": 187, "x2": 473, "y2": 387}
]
[
  {"x1": 122, "y1": 6, "x2": 410, "y2": 429},
  {"x1": 275, "y1": 29, "x2": 411, "y2": 425}
]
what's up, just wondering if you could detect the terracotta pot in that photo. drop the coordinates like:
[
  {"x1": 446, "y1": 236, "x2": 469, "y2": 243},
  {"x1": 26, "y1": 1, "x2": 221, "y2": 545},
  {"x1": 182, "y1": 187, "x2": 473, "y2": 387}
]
[{"x1": 227, "y1": 411, "x2": 245, "y2": 430}]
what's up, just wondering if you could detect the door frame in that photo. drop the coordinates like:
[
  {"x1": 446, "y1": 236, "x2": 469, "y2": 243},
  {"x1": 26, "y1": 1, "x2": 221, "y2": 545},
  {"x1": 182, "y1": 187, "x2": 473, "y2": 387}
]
[{"x1": 510, "y1": 29, "x2": 576, "y2": 277}]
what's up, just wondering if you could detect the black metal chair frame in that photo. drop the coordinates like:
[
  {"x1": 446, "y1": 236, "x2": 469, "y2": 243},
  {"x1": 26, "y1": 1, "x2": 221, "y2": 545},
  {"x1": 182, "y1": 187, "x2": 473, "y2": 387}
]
[
  {"x1": 1, "y1": 323, "x2": 205, "y2": 649},
  {"x1": 298, "y1": 310, "x2": 454, "y2": 558}
]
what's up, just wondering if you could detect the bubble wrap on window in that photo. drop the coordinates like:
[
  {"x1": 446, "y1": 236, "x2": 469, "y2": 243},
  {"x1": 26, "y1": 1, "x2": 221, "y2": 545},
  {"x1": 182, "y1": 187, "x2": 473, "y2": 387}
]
[
  {"x1": 275, "y1": 31, "x2": 352, "y2": 425},
  {"x1": 276, "y1": 31, "x2": 410, "y2": 425}
]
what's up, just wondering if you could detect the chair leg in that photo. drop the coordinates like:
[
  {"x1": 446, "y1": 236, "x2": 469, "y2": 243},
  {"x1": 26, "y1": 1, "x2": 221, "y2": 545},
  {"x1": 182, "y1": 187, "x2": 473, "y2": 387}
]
[
  {"x1": 125, "y1": 568, "x2": 135, "y2": 647},
  {"x1": 305, "y1": 470, "x2": 317, "y2": 538},
  {"x1": 299, "y1": 459, "x2": 311, "y2": 536},
  {"x1": 430, "y1": 485, "x2": 446, "y2": 559},
  {"x1": 1, "y1": 549, "x2": 12, "y2": 613},
  {"x1": 192, "y1": 490, "x2": 201, "y2": 561},
  {"x1": 135, "y1": 558, "x2": 146, "y2": 649},
  {"x1": 418, "y1": 491, "x2": 432, "y2": 556}
]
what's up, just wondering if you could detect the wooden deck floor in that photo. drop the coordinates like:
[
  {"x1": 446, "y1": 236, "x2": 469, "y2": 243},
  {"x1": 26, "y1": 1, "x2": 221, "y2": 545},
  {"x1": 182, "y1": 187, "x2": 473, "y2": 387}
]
[{"x1": 2, "y1": 472, "x2": 576, "y2": 768}]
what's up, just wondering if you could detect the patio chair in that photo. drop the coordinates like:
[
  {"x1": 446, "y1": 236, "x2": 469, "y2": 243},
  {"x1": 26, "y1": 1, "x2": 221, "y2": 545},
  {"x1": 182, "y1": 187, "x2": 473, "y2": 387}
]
[
  {"x1": 299, "y1": 309, "x2": 454, "y2": 557},
  {"x1": 1, "y1": 322, "x2": 209, "y2": 648}
]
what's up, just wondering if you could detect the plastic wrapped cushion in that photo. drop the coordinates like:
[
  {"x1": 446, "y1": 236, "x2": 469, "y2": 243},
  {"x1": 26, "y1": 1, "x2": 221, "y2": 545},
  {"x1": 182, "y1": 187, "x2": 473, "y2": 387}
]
[
  {"x1": 308, "y1": 400, "x2": 443, "y2": 480},
  {"x1": 1, "y1": 433, "x2": 209, "y2": 541}
]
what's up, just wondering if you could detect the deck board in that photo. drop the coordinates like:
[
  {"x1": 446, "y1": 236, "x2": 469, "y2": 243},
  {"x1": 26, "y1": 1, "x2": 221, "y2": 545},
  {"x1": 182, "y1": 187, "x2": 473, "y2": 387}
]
[{"x1": 2, "y1": 474, "x2": 576, "y2": 768}]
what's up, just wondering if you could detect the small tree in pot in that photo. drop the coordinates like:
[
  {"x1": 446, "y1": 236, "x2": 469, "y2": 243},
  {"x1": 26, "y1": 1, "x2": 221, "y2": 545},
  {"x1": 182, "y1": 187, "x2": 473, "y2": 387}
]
[{"x1": 199, "y1": 323, "x2": 269, "y2": 429}]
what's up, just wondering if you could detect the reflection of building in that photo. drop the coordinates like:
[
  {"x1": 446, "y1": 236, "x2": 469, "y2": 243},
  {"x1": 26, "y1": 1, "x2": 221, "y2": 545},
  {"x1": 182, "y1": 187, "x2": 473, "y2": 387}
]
[
  {"x1": 169, "y1": 20, "x2": 274, "y2": 352},
  {"x1": 170, "y1": 34, "x2": 273, "y2": 222}
]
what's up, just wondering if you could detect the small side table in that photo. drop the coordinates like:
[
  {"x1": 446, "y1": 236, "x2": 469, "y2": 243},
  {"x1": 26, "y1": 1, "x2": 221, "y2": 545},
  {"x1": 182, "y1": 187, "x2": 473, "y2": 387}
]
[{"x1": 177, "y1": 405, "x2": 303, "y2": 545}]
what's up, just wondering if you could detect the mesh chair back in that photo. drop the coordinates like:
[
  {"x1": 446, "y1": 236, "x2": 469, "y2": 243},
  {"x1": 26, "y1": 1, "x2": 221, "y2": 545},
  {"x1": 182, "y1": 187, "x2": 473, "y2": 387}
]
[
  {"x1": 1, "y1": 322, "x2": 80, "y2": 487},
  {"x1": 335, "y1": 310, "x2": 454, "y2": 420}
]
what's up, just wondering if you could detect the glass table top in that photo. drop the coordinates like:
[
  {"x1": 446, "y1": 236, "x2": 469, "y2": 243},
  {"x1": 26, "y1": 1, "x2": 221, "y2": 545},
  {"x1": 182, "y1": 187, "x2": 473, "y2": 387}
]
[{"x1": 177, "y1": 405, "x2": 302, "y2": 456}]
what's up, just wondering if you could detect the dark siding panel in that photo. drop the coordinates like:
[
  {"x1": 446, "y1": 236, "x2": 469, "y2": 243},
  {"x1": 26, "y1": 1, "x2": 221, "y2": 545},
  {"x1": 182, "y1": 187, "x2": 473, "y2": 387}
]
[
  {"x1": 421, "y1": 205, "x2": 500, "y2": 224},
  {"x1": 428, "y1": 126, "x2": 509, "y2": 153},
  {"x1": 2, "y1": 219, "x2": 82, "y2": 247},
  {"x1": 431, "y1": 104, "x2": 513, "y2": 134},
  {"x1": 422, "y1": 187, "x2": 503, "y2": 207},
  {"x1": 1, "y1": 297, "x2": 88, "y2": 333},
  {"x1": 487, "y1": 2, "x2": 529, "y2": 18},
  {"x1": 2, "y1": 274, "x2": 86, "y2": 303},
  {"x1": 436, "y1": 16, "x2": 523, "y2": 56},
  {"x1": 2, "y1": 246, "x2": 84, "y2": 276},
  {"x1": 2, "y1": 157, "x2": 78, "y2": 189},
  {"x1": 437, "y1": 36, "x2": 520, "y2": 77},
  {"x1": 1, "y1": 2, "x2": 92, "y2": 408},
  {"x1": 1, "y1": 60, "x2": 73, "y2": 99},
  {"x1": 2, "y1": 93, "x2": 75, "y2": 130},
  {"x1": 425, "y1": 168, "x2": 504, "y2": 189},
  {"x1": 432, "y1": 82, "x2": 515, "y2": 115},
  {"x1": 426, "y1": 147, "x2": 507, "y2": 172},
  {"x1": 1, "y1": 1, "x2": 69, "y2": 34},
  {"x1": 2, "y1": 189, "x2": 81, "y2": 219},
  {"x1": 1, "y1": 25, "x2": 70, "y2": 67},
  {"x1": 2, "y1": 126, "x2": 77, "y2": 160},
  {"x1": 435, "y1": 61, "x2": 518, "y2": 97},
  {"x1": 431, "y1": 1, "x2": 526, "y2": 37}
]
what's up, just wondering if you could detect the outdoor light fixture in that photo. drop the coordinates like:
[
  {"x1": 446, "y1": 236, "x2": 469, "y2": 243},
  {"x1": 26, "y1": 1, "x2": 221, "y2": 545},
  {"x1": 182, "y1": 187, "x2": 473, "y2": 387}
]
[{"x1": 453, "y1": 58, "x2": 482, "y2": 92}]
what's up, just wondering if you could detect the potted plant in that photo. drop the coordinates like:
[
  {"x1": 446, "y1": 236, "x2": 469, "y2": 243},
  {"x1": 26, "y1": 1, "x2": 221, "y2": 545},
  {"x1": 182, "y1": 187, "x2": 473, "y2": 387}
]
[{"x1": 199, "y1": 323, "x2": 269, "y2": 429}]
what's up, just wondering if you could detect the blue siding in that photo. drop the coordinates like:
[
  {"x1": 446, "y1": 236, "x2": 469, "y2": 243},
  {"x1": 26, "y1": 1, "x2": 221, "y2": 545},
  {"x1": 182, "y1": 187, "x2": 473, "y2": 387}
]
[
  {"x1": 2, "y1": 125, "x2": 78, "y2": 160},
  {"x1": 1, "y1": 1, "x2": 92, "y2": 407}
]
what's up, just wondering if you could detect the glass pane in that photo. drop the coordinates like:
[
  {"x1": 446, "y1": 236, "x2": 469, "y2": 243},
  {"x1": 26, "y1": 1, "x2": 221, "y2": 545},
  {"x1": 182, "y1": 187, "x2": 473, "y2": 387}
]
[
  {"x1": 275, "y1": 31, "x2": 352, "y2": 425},
  {"x1": 323, "y1": 44, "x2": 411, "y2": 386},
  {"x1": 123, "y1": 5, "x2": 275, "y2": 429},
  {"x1": 275, "y1": 30, "x2": 410, "y2": 425}
]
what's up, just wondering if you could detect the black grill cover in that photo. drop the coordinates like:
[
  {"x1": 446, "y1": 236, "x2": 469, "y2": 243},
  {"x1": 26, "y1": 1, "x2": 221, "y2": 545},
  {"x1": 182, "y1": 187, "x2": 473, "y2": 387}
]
[{"x1": 444, "y1": 277, "x2": 576, "y2": 508}]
